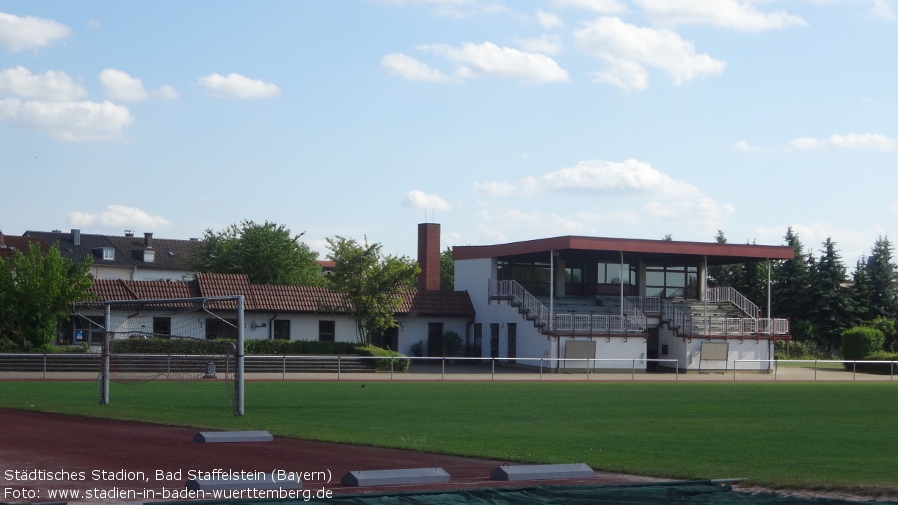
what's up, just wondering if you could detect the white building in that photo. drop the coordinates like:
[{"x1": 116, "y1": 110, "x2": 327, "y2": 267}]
[{"x1": 453, "y1": 236, "x2": 794, "y2": 372}]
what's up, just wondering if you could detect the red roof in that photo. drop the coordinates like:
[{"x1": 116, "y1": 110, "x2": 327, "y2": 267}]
[
  {"x1": 88, "y1": 273, "x2": 474, "y2": 318},
  {"x1": 453, "y1": 235, "x2": 794, "y2": 264}
]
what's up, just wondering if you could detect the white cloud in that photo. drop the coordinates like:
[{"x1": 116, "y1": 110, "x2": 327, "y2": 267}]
[
  {"x1": 99, "y1": 69, "x2": 178, "y2": 102},
  {"x1": 0, "y1": 98, "x2": 133, "y2": 141},
  {"x1": 634, "y1": 0, "x2": 807, "y2": 32},
  {"x1": 872, "y1": 0, "x2": 897, "y2": 20},
  {"x1": 99, "y1": 69, "x2": 149, "y2": 102},
  {"x1": 830, "y1": 133, "x2": 896, "y2": 150},
  {"x1": 515, "y1": 35, "x2": 564, "y2": 56},
  {"x1": 788, "y1": 137, "x2": 825, "y2": 150},
  {"x1": 402, "y1": 190, "x2": 452, "y2": 210},
  {"x1": 197, "y1": 72, "x2": 281, "y2": 99},
  {"x1": 0, "y1": 66, "x2": 87, "y2": 101},
  {"x1": 0, "y1": 12, "x2": 70, "y2": 51},
  {"x1": 473, "y1": 159, "x2": 733, "y2": 228},
  {"x1": 155, "y1": 85, "x2": 178, "y2": 100},
  {"x1": 69, "y1": 205, "x2": 172, "y2": 229},
  {"x1": 534, "y1": 9, "x2": 564, "y2": 29},
  {"x1": 733, "y1": 140, "x2": 769, "y2": 152},
  {"x1": 420, "y1": 41, "x2": 570, "y2": 83},
  {"x1": 381, "y1": 53, "x2": 453, "y2": 82},
  {"x1": 575, "y1": 17, "x2": 725, "y2": 90},
  {"x1": 550, "y1": 0, "x2": 627, "y2": 14},
  {"x1": 789, "y1": 133, "x2": 896, "y2": 151}
]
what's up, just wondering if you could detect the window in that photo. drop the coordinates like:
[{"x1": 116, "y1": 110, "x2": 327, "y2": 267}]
[
  {"x1": 318, "y1": 320, "x2": 335, "y2": 342},
  {"x1": 473, "y1": 323, "x2": 482, "y2": 350},
  {"x1": 152, "y1": 317, "x2": 171, "y2": 337},
  {"x1": 205, "y1": 318, "x2": 238, "y2": 340},
  {"x1": 564, "y1": 267, "x2": 583, "y2": 283},
  {"x1": 102, "y1": 248, "x2": 115, "y2": 260},
  {"x1": 273, "y1": 320, "x2": 290, "y2": 340}
]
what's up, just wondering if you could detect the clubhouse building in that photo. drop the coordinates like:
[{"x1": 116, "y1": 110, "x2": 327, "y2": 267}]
[{"x1": 452, "y1": 235, "x2": 794, "y2": 372}]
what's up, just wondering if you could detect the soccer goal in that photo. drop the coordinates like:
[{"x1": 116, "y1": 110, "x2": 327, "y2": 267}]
[{"x1": 73, "y1": 295, "x2": 245, "y2": 416}]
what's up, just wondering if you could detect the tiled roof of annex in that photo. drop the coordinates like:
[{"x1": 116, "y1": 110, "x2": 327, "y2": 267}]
[{"x1": 90, "y1": 273, "x2": 474, "y2": 318}]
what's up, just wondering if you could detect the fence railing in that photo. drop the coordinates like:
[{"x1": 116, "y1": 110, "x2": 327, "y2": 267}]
[
  {"x1": 4, "y1": 354, "x2": 896, "y2": 382},
  {"x1": 734, "y1": 359, "x2": 897, "y2": 381}
]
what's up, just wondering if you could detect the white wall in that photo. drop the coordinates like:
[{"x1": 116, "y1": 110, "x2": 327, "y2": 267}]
[
  {"x1": 658, "y1": 325, "x2": 773, "y2": 372},
  {"x1": 132, "y1": 269, "x2": 197, "y2": 281}
]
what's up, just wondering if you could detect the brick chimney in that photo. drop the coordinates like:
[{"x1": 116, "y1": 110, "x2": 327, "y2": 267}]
[{"x1": 417, "y1": 223, "x2": 440, "y2": 291}]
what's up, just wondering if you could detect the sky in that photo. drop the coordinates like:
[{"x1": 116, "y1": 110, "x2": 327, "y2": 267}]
[{"x1": 1, "y1": 0, "x2": 896, "y2": 266}]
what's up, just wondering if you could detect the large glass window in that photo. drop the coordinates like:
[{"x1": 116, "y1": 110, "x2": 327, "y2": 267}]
[
  {"x1": 645, "y1": 266, "x2": 699, "y2": 298},
  {"x1": 318, "y1": 320, "x2": 335, "y2": 342},
  {"x1": 597, "y1": 262, "x2": 634, "y2": 285}
]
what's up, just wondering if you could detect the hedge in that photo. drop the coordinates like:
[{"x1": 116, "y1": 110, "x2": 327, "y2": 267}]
[
  {"x1": 356, "y1": 345, "x2": 410, "y2": 372},
  {"x1": 841, "y1": 326, "x2": 884, "y2": 362}
]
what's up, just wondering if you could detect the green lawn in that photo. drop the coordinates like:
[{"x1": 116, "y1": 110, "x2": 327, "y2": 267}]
[{"x1": 1, "y1": 380, "x2": 896, "y2": 493}]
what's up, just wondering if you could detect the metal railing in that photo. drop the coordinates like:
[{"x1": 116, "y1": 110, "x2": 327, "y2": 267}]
[
  {"x1": 489, "y1": 280, "x2": 646, "y2": 336},
  {"x1": 706, "y1": 287, "x2": 759, "y2": 318},
  {"x1": 4, "y1": 354, "x2": 896, "y2": 382},
  {"x1": 734, "y1": 359, "x2": 897, "y2": 381}
]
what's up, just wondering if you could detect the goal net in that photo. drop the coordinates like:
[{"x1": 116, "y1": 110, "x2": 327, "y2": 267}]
[{"x1": 73, "y1": 295, "x2": 245, "y2": 416}]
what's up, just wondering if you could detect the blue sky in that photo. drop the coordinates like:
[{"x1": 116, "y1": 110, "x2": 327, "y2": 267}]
[{"x1": 1, "y1": 0, "x2": 896, "y2": 265}]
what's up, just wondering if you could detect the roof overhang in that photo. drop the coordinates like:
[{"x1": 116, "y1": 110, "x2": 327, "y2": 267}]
[{"x1": 453, "y1": 236, "x2": 794, "y2": 266}]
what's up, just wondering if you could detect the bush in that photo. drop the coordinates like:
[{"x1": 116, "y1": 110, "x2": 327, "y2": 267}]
[
  {"x1": 242, "y1": 339, "x2": 356, "y2": 356},
  {"x1": 111, "y1": 338, "x2": 234, "y2": 355},
  {"x1": 841, "y1": 326, "x2": 885, "y2": 362},
  {"x1": 775, "y1": 339, "x2": 827, "y2": 360},
  {"x1": 356, "y1": 345, "x2": 410, "y2": 372},
  {"x1": 0, "y1": 337, "x2": 19, "y2": 353},
  {"x1": 852, "y1": 350, "x2": 898, "y2": 375},
  {"x1": 441, "y1": 331, "x2": 463, "y2": 357}
]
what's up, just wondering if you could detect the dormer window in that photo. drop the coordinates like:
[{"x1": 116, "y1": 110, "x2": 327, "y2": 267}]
[{"x1": 94, "y1": 247, "x2": 115, "y2": 261}]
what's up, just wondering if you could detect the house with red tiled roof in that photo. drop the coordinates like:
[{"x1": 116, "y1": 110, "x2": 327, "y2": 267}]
[
  {"x1": 69, "y1": 224, "x2": 475, "y2": 355},
  {"x1": 0, "y1": 232, "x2": 51, "y2": 261},
  {"x1": 453, "y1": 235, "x2": 794, "y2": 372}
]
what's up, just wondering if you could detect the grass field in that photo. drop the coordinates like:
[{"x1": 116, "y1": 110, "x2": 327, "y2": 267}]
[{"x1": 1, "y1": 380, "x2": 896, "y2": 494}]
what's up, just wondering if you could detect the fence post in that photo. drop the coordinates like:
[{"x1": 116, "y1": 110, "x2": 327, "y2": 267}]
[
  {"x1": 814, "y1": 360, "x2": 817, "y2": 381},
  {"x1": 491, "y1": 358, "x2": 495, "y2": 380},
  {"x1": 441, "y1": 357, "x2": 445, "y2": 381},
  {"x1": 43, "y1": 353, "x2": 47, "y2": 380},
  {"x1": 282, "y1": 355, "x2": 286, "y2": 380},
  {"x1": 390, "y1": 356, "x2": 394, "y2": 380},
  {"x1": 631, "y1": 359, "x2": 636, "y2": 381},
  {"x1": 337, "y1": 355, "x2": 341, "y2": 380},
  {"x1": 853, "y1": 361, "x2": 856, "y2": 381}
]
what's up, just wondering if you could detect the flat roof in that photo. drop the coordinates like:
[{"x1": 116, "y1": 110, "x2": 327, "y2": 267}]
[{"x1": 453, "y1": 235, "x2": 794, "y2": 265}]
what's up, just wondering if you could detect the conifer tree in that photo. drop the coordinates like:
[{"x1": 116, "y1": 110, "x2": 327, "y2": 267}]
[{"x1": 808, "y1": 238, "x2": 853, "y2": 353}]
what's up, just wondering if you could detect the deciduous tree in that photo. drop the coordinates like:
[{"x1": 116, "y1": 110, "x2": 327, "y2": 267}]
[
  {"x1": 325, "y1": 236, "x2": 419, "y2": 344},
  {"x1": 191, "y1": 220, "x2": 323, "y2": 286},
  {"x1": 0, "y1": 243, "x2": 94, "y2": 349}
]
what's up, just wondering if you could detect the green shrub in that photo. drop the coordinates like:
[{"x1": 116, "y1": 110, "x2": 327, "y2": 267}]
[
  {"x1": 841, "y1": 326, "x2": 885, "y2": 362},
  {"x1": 111, "y1": 338, "x2": 234, "y2": 355},
  {"x1": 0, "y1": 337, "x2": 19, "y2": 353},
  {"x1": 849, "y1": 350, "x2": 898, "y2": 375},
  {"x1": 356, "y1": 345, "x2": 410, "y2": 372},
  {"x1": 441, "y1": 330, "x2": 463, "y2": 357},
  {"x1": 775, "y1": 339, "x2": 827, "y2": 360},
  {"x1": 242, "y1": 339, "x2": 357, "y2": 355}
]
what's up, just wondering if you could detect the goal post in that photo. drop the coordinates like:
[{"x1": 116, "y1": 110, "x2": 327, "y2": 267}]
[{"x1": 82, "y1": 295, "x2": 245, "y2": 416}]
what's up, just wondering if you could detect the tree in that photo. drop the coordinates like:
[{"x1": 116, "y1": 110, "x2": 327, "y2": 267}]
[
  {"x1": 864, "y1": 236, "x2": 898, "y2": 320},
  {"x1": 440, "y1": 247, "x2": 454, "y2": 291},
  {"x1": 808, "y1": 238, "x2": 853, "y2": 354},
  {"x1": 707, "y1": 230, "x2": 739, "y2": 287},
  {"x1": 773, "y1": 227, "x2": 811, "y2": 322},
  {"x1": 191, "y1": 220, "x2": 323, "y2": 286},
  {"x1": 850, "y1": 256, "x2": 871, "y2": 324},
  {"x1": 325, "y1": 236, "x2": 419, "y2": 344},
  {"x1": 0, "y1": 243, "x2": 94, "y2": 349}
]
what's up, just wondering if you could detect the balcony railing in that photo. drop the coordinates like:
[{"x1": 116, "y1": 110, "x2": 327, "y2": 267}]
[{"x1": 489, "y1": 280, "x2": 646, "y2": 336}]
